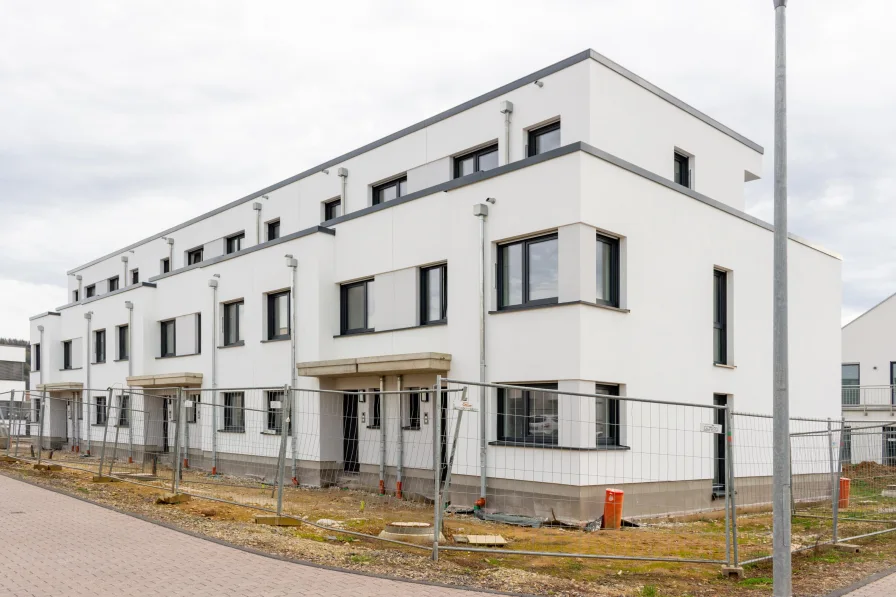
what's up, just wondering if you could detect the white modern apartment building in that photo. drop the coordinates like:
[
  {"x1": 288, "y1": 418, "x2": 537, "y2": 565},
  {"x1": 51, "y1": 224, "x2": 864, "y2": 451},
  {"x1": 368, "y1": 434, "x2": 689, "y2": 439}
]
[
  {"x1": 29, "y1": 49, "x2": 842, "y2": 517},
  {"x1": 841, "y1": 293, "x2": 896, "y2": 466},
  {"x1": 0, "y1": 343, "x2": 28, "y2": 443}
]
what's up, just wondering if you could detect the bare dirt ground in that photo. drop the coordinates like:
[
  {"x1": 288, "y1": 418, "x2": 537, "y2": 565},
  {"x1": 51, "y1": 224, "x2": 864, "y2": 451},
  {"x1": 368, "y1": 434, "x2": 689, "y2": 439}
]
[{"x1": 4, "y1": 456, "x2": 896, "y2": 596}]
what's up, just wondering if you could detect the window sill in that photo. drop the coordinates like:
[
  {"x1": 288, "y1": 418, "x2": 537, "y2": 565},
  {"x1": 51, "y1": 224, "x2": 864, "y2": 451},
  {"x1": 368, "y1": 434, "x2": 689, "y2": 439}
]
[
  {"x1": 91, "y1": 424, "x2": 109, "y2": 427},
  {"x1": 335, "y1": 329, "x2": 377, "y2": 338},
  {"x1": 218, "y1": 341, "x2": 245, "y2": 349},
  {"x1": 113, "y1": 358, "x2": 129, "y2": 362},
  {"x1": 367, "y1": 426, "x2": 381, "y2": 430},
  {"x1": 260, "y1": 430, "x2": 284, "y2": 436},
  {"x1": 91, "y1": 361, "x2": 107, "y2": 366},
  {"x1": 713, "y1": 363, "x2": 736, "y2": 370},
  {"x1": 217, "y1": 429, "x2": 246, "y2": 434},
  {"x1": 401, "y1": 426, "x2": 422, "y2": 431},
  {"x1": 260, "y1": 338, "x2": 290, "y2": 344},
  {"x1": 490, "y1": 300, "x2": 630, "y2": 315},
  {"x1": 59, "y1": 367, "x2": 83, "y2": 371},
  {"x1": 488, "y1": 440, "x2": 631, "y2": 452},
  {"x1": 155, "y1": 353, "x2": 200, "y2": 360},
  {"x1": 335, "y1": 321, "x2": 448, "y2": 338}
]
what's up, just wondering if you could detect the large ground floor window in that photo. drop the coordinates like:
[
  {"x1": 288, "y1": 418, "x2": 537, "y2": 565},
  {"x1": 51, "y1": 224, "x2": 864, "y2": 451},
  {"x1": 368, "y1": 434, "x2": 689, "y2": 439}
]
[{"x1": 497, "y1": 383, "x2": 559, "y2": 445}]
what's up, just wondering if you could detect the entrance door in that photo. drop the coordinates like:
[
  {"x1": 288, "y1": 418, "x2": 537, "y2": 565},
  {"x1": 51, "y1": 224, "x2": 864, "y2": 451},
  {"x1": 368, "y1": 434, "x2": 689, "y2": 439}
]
[
  {"x1": 713, "y1": 394, "x2": 727, "y2": 498},
  {"x1": 343, "y1": 393, "x2": 359, "y2": 473},
  {"x1": 884, "y1": 426, "x2": 896, "y2": 466}
]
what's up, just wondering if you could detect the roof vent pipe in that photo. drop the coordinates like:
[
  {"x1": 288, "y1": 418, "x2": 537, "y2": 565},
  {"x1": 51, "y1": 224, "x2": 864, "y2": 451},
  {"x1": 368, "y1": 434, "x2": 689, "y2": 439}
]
[
  {"x1": 165, "y1": 238, "x2": 174, "y2": 268},
  {"x1": 500, "y1": 101, "x2": 513, "y2": 165},
  {"x1": 208, "y1": 278, "x2": 219, "y2": 474},
  {"x1": 121, "y1": 255, "x2": 128, "y2": 284},
  {"x1": 253, "y1": 202, "x2": 263, "y2": 245},
  {"x1": 338, "y1": 168, "x2": 348, "y2": 211}
]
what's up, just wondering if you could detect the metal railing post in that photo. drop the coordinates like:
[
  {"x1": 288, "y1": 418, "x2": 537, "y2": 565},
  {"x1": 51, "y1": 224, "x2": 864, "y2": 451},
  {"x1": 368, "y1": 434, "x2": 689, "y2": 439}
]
[
  {"x1": 172, "y1": 389, "x2": 183, "y2": 494},
  {"x1": 379, "y1": 377, "x2": 386, "y2": 495},
  {"x1": 127, "y1": 392, "x2": 134, "y2": 464},
  {"x1": 724, "y1": 410, "x2": 731, "y2": 566},
  {"x1": 85, "y1": 392, "x2": 92, "y2": 456},
  {"x1": 432, "y1": 376, "x2": 442, "y2": 562},
  {"x1": 291, "y1": 388, "x2": 298, "y2": 485},
  {"x1": 6, "y1": 389, "x2": 14, "y2": 457},
  {"x1": 831, "y1": 418, "x2": 841, "y2": 543},
  {"x1": 13, "y1": 391, "x2": 20, "y2": 458},
  {"x1": 276, "y1": 386, "x2": 291, "y2": 517},
  {"x1": 35, "y1": 393, "x2": 46, "y2": 465},
  {"x1": 211, "y1": 389, "x2": 218, "y2": 475},
  {"x1": 96, "y1": 388, "x2": 113, "y2": 478},
  {"x1": 109, "y1": 393, "x2": 123, "y2": 476},
  {"x1": 725, "y1": 405, "x2": 739, "y2": 567}
]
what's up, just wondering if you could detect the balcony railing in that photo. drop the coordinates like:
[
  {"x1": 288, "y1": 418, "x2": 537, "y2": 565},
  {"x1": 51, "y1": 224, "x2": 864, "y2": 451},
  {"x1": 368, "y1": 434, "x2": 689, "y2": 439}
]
[{"x1": 842, "y1": 385, "x2": 896, "y2": 408}]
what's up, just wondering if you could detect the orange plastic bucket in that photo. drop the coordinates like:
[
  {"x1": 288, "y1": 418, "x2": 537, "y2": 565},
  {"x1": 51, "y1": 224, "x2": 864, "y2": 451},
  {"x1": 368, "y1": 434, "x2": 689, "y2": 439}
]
[
  {"x1": 603, "y1": 488, "x2": 625, "y2": 529},
  {"x1": 839, "y1": 477, "x2": 851, "y2": 509}
]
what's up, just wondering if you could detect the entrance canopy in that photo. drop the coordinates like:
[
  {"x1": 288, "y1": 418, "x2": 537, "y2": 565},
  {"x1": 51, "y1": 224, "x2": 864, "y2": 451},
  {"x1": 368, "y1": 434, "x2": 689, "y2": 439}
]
[
  {"x1": 36, "y1": 382, "x2": 83, "y2": 392},
  {"x1": 126, "y1": 372, "x2": 203, "y2": 388},
  {"x1": 297, "y1": 352, "x2": 451, "y2": 378}
]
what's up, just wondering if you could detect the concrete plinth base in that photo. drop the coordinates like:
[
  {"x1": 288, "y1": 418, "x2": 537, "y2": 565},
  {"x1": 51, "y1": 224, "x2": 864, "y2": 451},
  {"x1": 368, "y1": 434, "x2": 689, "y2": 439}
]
[
  {"x1": 0, "y1": 456, "x2": 18, "y2": 463},
  {"x1": 156, "y1": 493, "x2": 191, "y2": 505},
  {"x1": 833, "y1": 543, "x2": 862, "y2": 553},
  {"x1": 91, "y1": 476, "x2": 119, "y2": 483},
  {"x1": 254, "y1": 516, "x2": 301, "y2": 526},
  {"x1": 33, "y1": 464, "x2": 61, "y2": 471},
  {"x1": 721, "y1": 566, "x2": 744, "y2": 579}
]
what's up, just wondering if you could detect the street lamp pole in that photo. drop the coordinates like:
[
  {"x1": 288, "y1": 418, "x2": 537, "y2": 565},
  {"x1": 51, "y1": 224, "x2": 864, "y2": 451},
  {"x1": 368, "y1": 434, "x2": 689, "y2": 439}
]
[{"x1": 772, "y1": 1, "x2": 791, "y2": 595}]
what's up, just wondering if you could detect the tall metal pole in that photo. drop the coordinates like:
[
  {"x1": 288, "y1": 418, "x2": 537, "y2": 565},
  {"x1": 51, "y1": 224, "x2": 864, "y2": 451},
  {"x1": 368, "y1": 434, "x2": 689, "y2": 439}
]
[
  {"x1": 286, "y1": 256, "x2": 298, "y2": 484},
  {"x1": 474, "y1": 204, "x2": 489, "y2": 503},
  {"x1": 208, "y1": 279, "x2": 219, "y2": 474},
  {"x1": 772, "y1": 1, "x2": 791, "y2": 595},
  {"x1": 125, "y1": 301, "x2": 134, "y2": 463},
  {"x1": 84, "y1": 312, "x2": 93, "y2": 456}
]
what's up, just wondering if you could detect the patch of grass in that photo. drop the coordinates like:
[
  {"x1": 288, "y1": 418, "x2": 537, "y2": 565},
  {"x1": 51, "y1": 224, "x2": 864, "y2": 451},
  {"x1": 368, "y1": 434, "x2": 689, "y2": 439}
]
[
  {"x1": 809, "y1": 549, "x2": 844, "y2": 564},
  {"x1": 640, "y1": 586, "x2": 659, "y2": 596},
  {"x1": 484, "y1": 557, "x2": 502, "y2": 566},
  {"x1": 292, "y1": 530, "x2": 325, "y2": 542},
  {"x1": 738, "y1": 577, "x2": 773, "y2": 587},
  {"x1": 350, "y1": 554, "x2": 372, "y2": 564}
]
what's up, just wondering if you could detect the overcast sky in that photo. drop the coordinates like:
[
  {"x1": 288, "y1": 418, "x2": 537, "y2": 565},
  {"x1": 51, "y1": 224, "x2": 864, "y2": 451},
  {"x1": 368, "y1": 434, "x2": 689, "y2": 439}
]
[{"x1": 1, "y1": 0, "x2": 893, "y2": 339}]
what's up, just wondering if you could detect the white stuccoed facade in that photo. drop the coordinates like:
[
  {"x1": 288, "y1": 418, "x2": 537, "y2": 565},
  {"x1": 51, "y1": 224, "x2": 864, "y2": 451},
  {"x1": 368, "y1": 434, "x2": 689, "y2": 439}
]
[{"x1": 29, "y1": 50, "x2": 842, "y2": 517}]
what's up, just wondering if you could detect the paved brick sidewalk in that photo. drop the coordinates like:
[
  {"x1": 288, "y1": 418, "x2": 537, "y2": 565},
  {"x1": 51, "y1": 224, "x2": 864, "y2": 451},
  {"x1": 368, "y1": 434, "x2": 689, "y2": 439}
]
[
  {"x1": 835, "y1": 570, "x2": 896, "y2": 597},
  {"x1": 0, "y1": 474, "x2": 495, "y2": 597}
]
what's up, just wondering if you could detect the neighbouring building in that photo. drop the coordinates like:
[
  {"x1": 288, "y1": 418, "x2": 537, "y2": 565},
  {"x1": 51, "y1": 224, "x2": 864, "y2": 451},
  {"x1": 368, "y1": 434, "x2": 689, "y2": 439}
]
[
  {"x1": 0, "y1": 342, "x2": 28, "y2": 441},
  {"x1": 29, "y1": 49, "x2": 842, "y2": 518}
]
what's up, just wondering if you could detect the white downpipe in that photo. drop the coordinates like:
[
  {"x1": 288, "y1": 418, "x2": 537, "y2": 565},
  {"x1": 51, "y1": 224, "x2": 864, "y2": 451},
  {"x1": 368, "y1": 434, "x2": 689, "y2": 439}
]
[
  {"x1": 254, "y1": 202, "x2": 263, "y2": 245},
  {"x1": 338, "y1": 168, "x2": 348, "y2": 209},
  {"x1": 208, "y1": 279, "x2": 219, "y2": 474},
  {"x1": 500, "y1": 101, "x2": 513, "y2": 165},
  {"x1": 286, "y1": 256, "x2": 298, "y2": 483},
  {"x1": 125, "y1": 301, "x2": 134, "y2": 462},
  {"x1": 396, "y1": 374, "x2": 403, "y2": 499},
  {"x1": 84, "y1": 311, "x2": 92, "y2": 455},
  {"x1": 379, "y1": 375, "x2": 385, "y2": 494},
  {"x1": 121, "y1": 255, "x2": 128, "y2": 284}
]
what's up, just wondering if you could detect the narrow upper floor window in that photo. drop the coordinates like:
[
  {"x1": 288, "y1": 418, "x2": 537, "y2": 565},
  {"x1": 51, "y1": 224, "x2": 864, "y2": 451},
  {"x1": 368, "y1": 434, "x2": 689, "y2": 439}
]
[
  {"x1": 73, "y1": 289, "x2": 79, "y2": 302},
  {"x1": 595, "y1": 384, "x2": 621, "y2": 447},
  {"x1": 372, "y1": 176, "x2": 407, "y2": 205},
  {"x1": 33, "y1": 343, "x2": 40, "y2": 371},
  {"x1": 161, "y1": 258, "x2": 170, "y2": 274},
  {"x1": 187, "y1": 247, "x2": 204, "y2": 265},
  {"x1": 108, "y1": 276, "x2": 119, "y2": 292},
  {"x1": 497, "y1": 383, "x2": 559, "y2": 445},
  {"x1": 596, "y1": 233, "x2": 620, "y2": 307},
  {"x1": 324, "y1": 198, "x2": 342, "y2": 221},
  {"x1": 674, "y1": 152, "x2": 691, "y2": 188},
  {"x1": 94, "y1": 329, "x2": 106, "y2": 363},
  {"x1": 340, "y1": 279, "x2": 374, "y2": 334},
  {"x1": 62, "y1": 340, "x2": 72, "y2": 369},
  {"x1": 131, "y1": 269, "x2": 139, "y2": 284},
  {"x1": 498, "y1": 233, "x2": 558, "y2": 309},
  {"x1": 117, "y1": 325, "x2": 129, "y2": 360},
  {"x1": 223, "y1": 300, "x2": 244, "y2": 346},
  {"x1": 420, "y1": 264, "x2": 447, "y2": 325},
  {"x1": 267, "y1": 219, "x2": 281, "y2": 241},
  {"x1": 454, "y1": 144, "x2": 499, "y2": 178},
  {"x1": 226, "y1": 232, "x2": 244, "y2": 254},
  {"x1": 160, "y1": 319, "x2": 176, "y2": 357},
  {"x1": 85, "y1": 285, "x2": 96, "y2": 298},
  {"x1": 527, "y1": 121, "x2": 560, "y2": 157},
  {"x1": 842, "y1": 363, "x2": 860, "y2": 405},
  {"x1": 713, "y1": 269, "x2": 728, "y2": 365},
  {"x1": 267, "y1": 291, "x2": 290, "y2": 340}
]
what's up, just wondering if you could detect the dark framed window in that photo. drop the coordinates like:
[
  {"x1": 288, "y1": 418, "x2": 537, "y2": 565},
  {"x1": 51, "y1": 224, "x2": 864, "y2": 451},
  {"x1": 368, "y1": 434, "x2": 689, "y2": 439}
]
[
  {"x1": 63, "y1": 340, "x2": 72, "y2": 370},
  {"x1": 223, "y1": 300, "x2": 244, "y2": 346},
  {"x1": 186, "y1": 393, "x2": 200, "y2": 423},
  {"x1": 596, "y1": 384, "x2": 621, "y2": 447},
  {"x1": 497, "y1": 383, "x2": 559, "y2": 445},
  {"x1": 713, "y1": 270, "x2": 728, "y2": 365},
  {"x1": 324, "y1": 198, "x2": 342, "y2": 221},
  {"x1": 266, "y1": 390, "x2": 290, "y2": 434},
  {"x1": 75, "y1": 393, "x2": 83, "y2": 420},
  {"x1": 368, "y1": 390, "x2": 381, "y2": 429},
  {"x1": 454, "y1": 144, "x2": 499, "y2": 178},
  {"x1": 117, "y1": 325, "x2": 129, "y2": 360},
  {"x1": 226, "y1": 232, "x2": 245, "y2": 254},
  {"x1": 94, "y1": 329, "x2": 106, "y2": 363},
  {"x1": 73, "y1": 289, "x2": 79, "y2": 302},
  {"x1": 527, "y1": 121, "x2": 560, "y2": 157},
  {"x1": 223, "y1": 392, "x2": 245, "y2": 432},
  {"x1": 267, "y1": 219, "x2": 280, "y2": 241},
  {"x1": 161, "y1": 258, "x2": 170, "y2": 274},
  {"x1": 160, "y1": 319, "x2": 176, "y2": 357},
  {"x1": 33, "y1": 398, "x2": 41, "y2": 423},
  {"x1": 713, "y1": 394, "x2": 727, "y2": 493},
  {"x1": 372, "y1": 176, "x2": 407, "y2": 205},
  {"x1": 421, "y1": 264, "x2": 447, "y2": 325},
  {"x1": 402, "y1": 390, "x2": 421, "y2": 430},
  {"x1": 187, "y1": 247, "x2": 204, "y2": 265},
  {"x1": 840, "y1": 426, "x2": 852, "y2": 465},
  {"x1": 891, "y1": 362, "x2": 896, "y2": 405},
  {"x1": 33, "y1": 344, "x2": 40, "y2": 371},
  {"x1": 108, "y1": 276, "x2": 119, "y2": 292},
  {"x1": 131, "y1": 269, "x2": 139, "y2": 284},
  {"x1": 596, "y1": 233, "x2": 620, "y2": 307},
  {"x1": 96, "y1": 396, "x2": 107, "y2": 426},
  {"x1": 267, "y1": 291, "x2": 290, "y2": 340},
  {"x1": 841, "y1": 363, "x2": 860, "y2": 405},
  {"x1": 498, "y1": 233, "x2": 558, "y2": 309},
  {"x1": 85, "y1": 285, "x2": 96, "y2": 298},
  {"x1": 674, "y1": 152, "x2": 690, "y2": 188},
  {"x1": 117, "y1": 394, "x2": 130, "y2": 427},
  {"x1": 340, "y1": 279, "x2": 374, "y2": 334}
]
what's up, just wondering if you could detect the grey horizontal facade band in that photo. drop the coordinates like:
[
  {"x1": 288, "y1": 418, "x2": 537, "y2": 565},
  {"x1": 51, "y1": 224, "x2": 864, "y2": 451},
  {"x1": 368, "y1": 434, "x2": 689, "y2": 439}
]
[{"x1": 66, "y1": 49, "x2": 763, "y2": 275}]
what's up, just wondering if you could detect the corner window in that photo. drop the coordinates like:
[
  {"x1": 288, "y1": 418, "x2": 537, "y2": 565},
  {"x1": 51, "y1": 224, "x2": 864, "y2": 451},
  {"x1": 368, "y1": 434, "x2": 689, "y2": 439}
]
[
  {"x1": 85, "y1": 285, "x2": 96, "y2": 298},
  {"x1": 187, "y1": 247, "x2": 203, "y2": 265},
  {"x1": 527, "y1": 121, "x2": 560, "y2": 157},
  {"x1": 454, "y1": 144, "x2": 499, "y2": 178},
  {"x1": 62, "y1": 340, "x2": 72, "y2": 370},
  {"x1": 108, "y1": 276, "x2": 119, "y2": 292},
  {"x1": 713, "y1": 269, "x2": 728, "y2": 365},
  {"x1": 324, "y1": 198, "x2": 342, "y2": 221},
  {"x1": 595, "y1": 384, "x2": 620, "y2": 447},
  {"x1": 372, "y1": 176, "x2": 407, "y2": 206},
  {"x1": 267, "y1": 219, "x2": 280, "y2": 241},
  {"x1": 117, "y1": 325, "x2": 129, "y2": 360},
  {"x1": 368, "y1": 390, "x2": 381, "y2": 429},
  {"x1": 266, "y1": 390, "x2": 289, "y2": 434},
  {"x1": 421, "y1": 264, "x2": 447, "y2": 325},
  {"x1": 226, "y1": 232, "x2": 245, "y2": 254},
  {"x1": 160, "y1": 319, "x2": 176, "y2": 357},
  {"x1": 131, "y1": 269, "x2": 139, "y2": 285},
  {"x1": 596, "y1": 233, "x2": 620, "y2": 307},
  {"x1": 497, "y1": 383, "x2": 559, "y2": 445},
  {"x1": 94, "y1": 329, "x2": 106, "y2": 364},
  {"x1": 340, "y1": 279, "x2": 374, "y2": 334},
  {"x1": 402, "y1": 390, "x2": 421, "y2": 430},
  {"x1": 117, "y1": 393, "x2": 130, "y2": 427},
  {"x1": 161, "y1": 258, "x2": 170, "y2": 274},
  {"x1": 223, "y1": 391, "x2": 245, "y2": 432},
  {"x1": 223, "y1": 300, "x2": 244, "y2": 346},
  {"x1": 267, "y1": 291, "x2": 290, "y2": 340},
  {"x1": 33, "y1": 343, "x2": 41, "y2": 372},
  {"x1": 498, "y1": 233, "x2": 558, "y2": 309},
  {"x1": 674, "y1": 152, "x2": 690, "y2": 188},
  {"x1": 96, "y1": 396, "x2": 107, "y2": 426},
  {"x1": 842, "y1": 363, "x2": 860, "y2": 406}
]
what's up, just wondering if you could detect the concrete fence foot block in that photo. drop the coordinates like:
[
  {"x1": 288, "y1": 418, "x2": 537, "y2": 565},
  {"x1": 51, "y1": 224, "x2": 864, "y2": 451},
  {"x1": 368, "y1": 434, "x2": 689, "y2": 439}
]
[
  {"x1": 833, "y1": 543, "x2": 862, "y2": 553},
  {"x1": 721, "y1": 566, "x2": 744, "y2": 579},
  {"x1": 34, "y1": 464, "x2": 61, "y2": 471},
  {"x1": 91, "y1": 476, "x2": 119, "y2": 483},
  {"x1": 156, "y1": 493, "x2": 191, "y2": 505},
  {"x1": 254, "y1": 516, "x2": 301, "y2": 526},
  {"x1": 0, "y1": 456, "x2": 19, "y2": 463}
]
